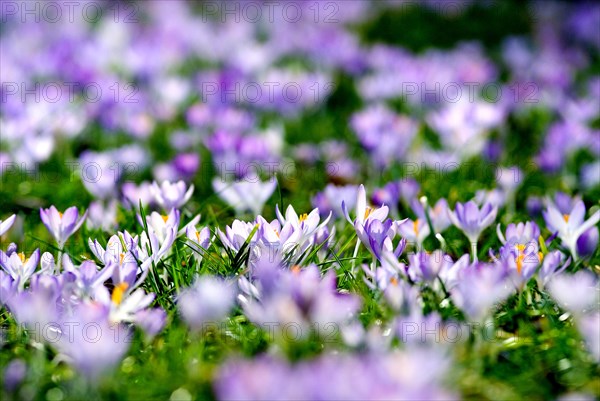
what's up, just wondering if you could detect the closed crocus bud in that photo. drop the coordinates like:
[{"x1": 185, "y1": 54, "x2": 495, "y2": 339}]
[{"x1": 576, "y1": 226, "x2": 599, "y2": 258}]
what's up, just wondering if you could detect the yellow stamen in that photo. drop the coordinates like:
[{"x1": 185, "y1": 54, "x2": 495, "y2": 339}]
[
  {"x1": 516, "y1": 244, "x2": 526, "y2": 252},
  {"x1": 364, "y1": 207, "x2": 373, "y2": 220},
  {"x1": 291, "y1": 265, "x2": 301, "y2": 274},
  {"x1": 413, "y1": 219, "x2": 420, "y2": 235},
  {"x1": 119, "y1": 253, "x2": 125, "y2": 264},
  {"x1": 516, "y1": 254, "x2": 524, "y2": 274},
  {"x1": 58, "y1": 212, "x2": 63, "y2": 218},
  {"x1": 18, "y1": 252, "x2": 25, "y2": 263},
  {"x1": 390, "y1": 277, "x2": 398, "y2": 286},
  {"x1": 195, "y1": 231, "x2": 201, "y2": 242},
  {"x1": 161, "y1": 215, "x2": 169, "y2": 223},
  {"x1": 111, "y1": 282, "x2": 129, "y2": 305},
  {"x1": 563, "y1": 214, "x2": 570, "y2": 222},
  {"x1": 538, "y1": 252, "x2": 544, "y2": 262},
  {"x1": 299, "y1": 213, "x2": 308, "y2": 223}
]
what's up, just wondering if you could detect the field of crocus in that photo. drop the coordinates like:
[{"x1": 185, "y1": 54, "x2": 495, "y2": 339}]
[{"x1": 1, "y1": 1, "x2": 599, "y2": 400}]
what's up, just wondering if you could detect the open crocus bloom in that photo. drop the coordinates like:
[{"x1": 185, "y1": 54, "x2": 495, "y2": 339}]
[
  {"x1": 40, "y1": 206, "x2": 87, "y2": 247},
  {"x1": 0, "y1": 248, "x2": 40, "y2": 291},
  {"x1": 343, "y1": 184, "x2": 389, "y2": 226},
  {"x1": 448, "y1": 201, "x2": 497, "y2": 244},
  {"x1": 150, "y1": 180, "x2": 194, "y2": 210},
  {"x1": 543, "y1": 199, "x2": 600, "y2": 260}
]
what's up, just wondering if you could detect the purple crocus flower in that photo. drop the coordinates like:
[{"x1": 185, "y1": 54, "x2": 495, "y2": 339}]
[
  {"x1": 547, "y1": 270, "x2": 599, "y2": 316},
  {"x1": 448, "y1": 201, "x2": 497, "y2": 260},
  {"x1": 56, "y1": 303, "x2": 131, "y2": 381},
  {"x1": 177, "y1": 276, "x2": 236, "y2": 331},
  {"x1": 355, "y1": 218, "x2": 405, "y2": 261},
  {"x1": 543, "y1": 199, "x2": 600, "y2": 260},
  {"x1": 450, "y1": 264, "x2": 513, "y2": 322},
  {"x1": 497, "y1": 221, "x2": 541, "y2": 246},
  {"x1": 578, "y1": 312, "x2": 600, "y2": 362},
  {"x1": 150, "y1": 180, "x2": 194, "y2": 211},
  {"x1": 40, "y1": 206, "x2": 87, "y2": 247},
  {"x1": 407, "y1": 250, "x2": 452, "y2": 283},
  {"x1": 0, "y1": 214, "x2": 16, "y2": 236},
  {"x1": 576, "y1": 226, "x2": 599, "y2": 259},
  {"x1": 536, "y1": 250, "x2": 570, "y2": 289},
  {"x1": 0, "y1": 248, "x2": 40, "y2": 291},
  {"x1": 186, "y1": 225, "x2": 211, "y2": 251},
  {"x1": 62, "y1": 255, "x2": 115, "y2": 299}
]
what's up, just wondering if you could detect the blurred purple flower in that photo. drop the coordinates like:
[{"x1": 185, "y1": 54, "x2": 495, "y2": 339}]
[{"x1": 178, "y1": 277, "x2": 236, "y2": 330}]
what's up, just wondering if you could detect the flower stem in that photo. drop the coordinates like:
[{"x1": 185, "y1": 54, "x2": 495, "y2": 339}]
[{"x1": 470, "y1": 241, "x2": 478, "y2": 263}]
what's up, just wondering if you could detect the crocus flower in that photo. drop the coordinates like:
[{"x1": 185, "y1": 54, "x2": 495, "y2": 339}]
[
  {"x1": 144, "y1": 209, "x2": 180, "y2": 245},
  {"x1": 55, "y1": 303, "x2": 131, "y2": 381},
  {"x1": 95, "y1": 283, "x2": 157, "y2": 325},
  {"x1": 39, "y1": 206, "x2": 87, "y2": 247},
  {"x1": 547, "y1": 270, "x2": 599, "y2": 316},
  {"x1": 576, "y1": 226, "x2": 599, "y2": 259},
  {"x1": 0, "y1": 248, "x2": 40, "y2": 291},
  {"x1": 578, "y1": 312, "x2": 600, "y2": 362},
  {"x1": 355, "y1": 218, "x2": 406, "y2": 261},
  {"x1": 62, "y1": 255, "x2": 115, "y2": 299},
  {"x1": 450, "y1": 264, "x2": 513, "y2": 322},
  {"x1": 497, "y1": 221, "x2": 541, "y2": 246},
  {"x1": 186, "y1": 225, "x2": 211, "y2": 250},
  {"x1": 343, "y1": 184, "x2": 389, "y2": 225},
  {"x1": 543, "y1": 199, "x2": 600, "y2": 260},
  {"x1": 0, "y1": 214, "x2": 16, "y2": 236},
  {"x1": 86, "y1": 200, "x2": 118, "y2": 232},
  {"x1": 448, "y1": 201, "x2": 497, "y2": 260},
  {"x1": 213, "y1": 178, "x2": 277, "y2": 216},
  {"x1": 150, "y1": 180, "x2": 194, "y2": 210},
  {"x1": 407, "y1": 250, "x2": 453, "y2": 283},
  {"x1": 397, "y1": 218, "x2": 430, "y2": 250},
  {"x1": 177, "y1": 276, "x2": 236, "y2": 330},
  {"x1": 275, "y1": 205, "x2": 332, "y2": 245},
  {"x1": 536, "y1": 250, "x2": 570, "y2": 289}
]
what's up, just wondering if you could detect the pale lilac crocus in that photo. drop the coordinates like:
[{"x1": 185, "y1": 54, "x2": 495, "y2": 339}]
[
  {"x1": 448, "y1": 201, "x2": 497, "y2": 261},
  {"x1": 150, "y1": 180, "x2": 194, "y2": 210},
  {"x1": 397, "y1": 218, "x2": 430, "y2": 250},
  {"x1": 0, "y1": 248, "x2": 40, "y2": 291},
  {"x1": 547, "y1": 270, "x2": 599, "y2": 316},
  {"x1": 0, "y1": 214, "x2": 16, "y2": 236},
  {"x1": 407, "y1": 250, "x2": 453, "y2": 283},
  {"x1": 450, "y1": 264, "x2": 513, "y2": 322},
  {"x1": 213, "y1": 178, "x2": 277, "y2": 216},
  {"x1": 186, "y1": 225, "x2": 211, "y2": 250},
  {"x1": 536, "y1": 250, "x2": 570, "y2": 289},
  {"x1": 39, "y1": 206, "x2": 87, "y2": 248},
  {"x1": 178, "y1": 276, "x2": 236, "y2": 330},
  {"x1": 543, "y1": 199, "x2": 600, "y2": 261},
  {"x1": 356, "y1": 218, "x2": 406, "y2": 262},
  {"x1": 55, "y1": 303, "x2": 131, "y2": 381},
  {"x1": 62, "y1": 255, "x2": 115, "y2": 299},
  {"x1": 343, "y1": 184, "x2": 389, "y2": 226}
]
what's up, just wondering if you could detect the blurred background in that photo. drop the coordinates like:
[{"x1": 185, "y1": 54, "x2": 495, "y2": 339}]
[{"x1": 1, "y1": 0, "x2": 598, "y2": 225}]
